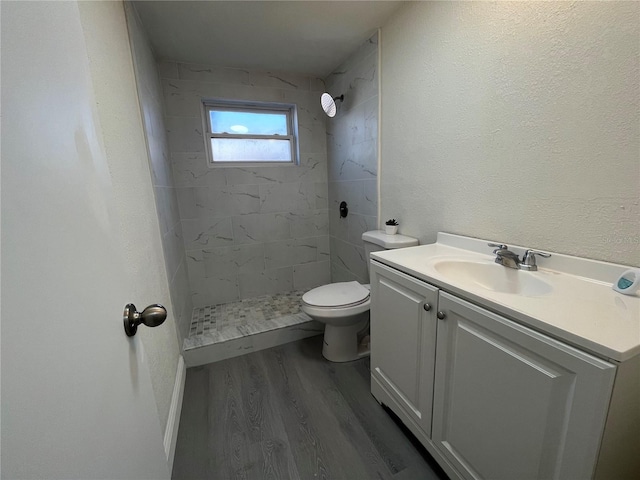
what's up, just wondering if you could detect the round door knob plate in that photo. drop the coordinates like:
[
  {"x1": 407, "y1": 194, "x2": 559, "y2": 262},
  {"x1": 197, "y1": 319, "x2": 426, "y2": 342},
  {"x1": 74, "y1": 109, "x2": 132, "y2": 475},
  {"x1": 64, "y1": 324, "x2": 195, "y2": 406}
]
[
  {"x1": 123, "y1": 303, "x2": 167, "y2": 337},
  {"x1": 437, "y1": 311, "x2": 446, "y2": 320},
  {"x1": 423, "y1": 303, "x2": 431, "y2": 311}
]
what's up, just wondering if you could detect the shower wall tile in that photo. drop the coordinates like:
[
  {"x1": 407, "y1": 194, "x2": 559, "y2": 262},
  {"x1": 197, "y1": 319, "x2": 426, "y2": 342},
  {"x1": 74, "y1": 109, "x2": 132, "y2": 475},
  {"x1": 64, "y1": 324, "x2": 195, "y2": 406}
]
[
  {"x1": 231, "y1": 212, "x2": 291, "y2": 244},
  {"x1": 344, "y1": 52, "x2": 378, "y2": 109},
  {"x1": 177, "y1": 185, "x2": 261, "y2": 219},
  {"x1": 155, "y1": 185, "x2": 180, "y2": 236},
  {"x1": 170, "y1": 260, "x2": 192, "y2": 340},
  {"x1": 224, "y1": 166, "x2": 286, "y2": 186},
  {"x1": 264, "y1": 237, "x2": 319, "y2": 269},
  {"x1": 330, "y1": 237, "x2": 369, "y2": 282},
  {"x1": 299, "y1": 122, "x2": 328, "y2": 154},
  {"x1": 171, "y1": 153, "x2": 227, "y2": 188},
  {"x1": 287, "y1": 210, "x2": 329, "y2": 238},
  {"x1": 348, "y1": 213, "x2": 378, "y2": 246},
  {"x1": 165, "y1": 116, "x2": 204, "y2": 153},
  {"x1": 258, "y1": 182, "x2": 316, "y2": 213},
  {"x1": 327, "y1": 137, "x2": 377, "y2": 182},
  {"x1": 162, "y1": 80, "x2": 204, "y2": 117},
  {"x1": 338, "y1": 35, "x2": 378, "y2": 81},
  {"x1": 238, "y1": 267, "x2": 293, "y2": 298},
  {"x1": 162, "y1": 225, "x2": 185, "y2": 284},
  {"x1": 178, "y1": 63, "x2": 251, "y2": 85},
  {"x1": 282, "y1": 90, "x2": 324, "y2": 125},
  {"x1": 249, "y1": 70, "x2": 310, "y2": 91},
  {"x1": 191, "y1": 274, "x2": 240, "y2": 307},
  {"x1": 164, "y1": 78, "x2": 287, "y2": 111},
  {"x1": 325, "y1": 33, "x2": 379, "y2": 283},
  {"x1": 315, "y1": 182, "x2": 329, "y2": 209},
  {"x1": 185, "y1": 249, "x2": 205, "y2": 286},
  {"x1": 362, "y1": 179, "x2": 378, "y2": 215},
  {"x1": 182, "y1": 217, "x2": 234, "y2": 250},
  {"x1": 329, "y1": 206, "x2": 349, "y2": 243},
  {"x1": 160, "y1": 60, "x2": 329, "y2": 307},
  {"x1": 364, "y1": 96, "x2": 378, "y2": 143},
  {"x1": 293, "y1": 261, "x2": 331, "y2": 291},
  {"x1": 318, "y1": 235, "x2": 330, "y2": 261},
  {"x1": 203, "y1": 243, "x2": 266, "y2": 276},
  {"x1": 331, "y1": 260, "x2": 363, "y2": 284}
]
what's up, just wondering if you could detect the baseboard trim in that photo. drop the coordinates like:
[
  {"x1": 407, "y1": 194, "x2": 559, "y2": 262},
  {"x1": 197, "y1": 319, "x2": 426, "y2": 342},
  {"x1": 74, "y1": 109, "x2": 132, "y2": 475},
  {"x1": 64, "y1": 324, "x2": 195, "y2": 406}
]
[{"x1": 164, "y1": 355, "x2": 186, "y2": 472}]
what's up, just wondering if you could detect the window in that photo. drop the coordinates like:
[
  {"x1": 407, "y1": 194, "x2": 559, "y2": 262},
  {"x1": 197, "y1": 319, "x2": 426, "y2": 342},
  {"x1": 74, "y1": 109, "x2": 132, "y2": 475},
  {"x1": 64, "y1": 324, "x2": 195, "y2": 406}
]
[{"x1": 202, "y1": 100, "x2": 299, "y2": 165}]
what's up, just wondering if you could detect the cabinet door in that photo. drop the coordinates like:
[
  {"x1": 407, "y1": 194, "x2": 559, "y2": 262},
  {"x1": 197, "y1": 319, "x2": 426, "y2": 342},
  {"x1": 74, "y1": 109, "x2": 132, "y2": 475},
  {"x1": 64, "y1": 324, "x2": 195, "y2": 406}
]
[
  {"x1": 370, "y1": 261, "x2": 438, "y2": 436},
  {"x1": 433, "y1": 292, "x2": 616, "y2": 480}
]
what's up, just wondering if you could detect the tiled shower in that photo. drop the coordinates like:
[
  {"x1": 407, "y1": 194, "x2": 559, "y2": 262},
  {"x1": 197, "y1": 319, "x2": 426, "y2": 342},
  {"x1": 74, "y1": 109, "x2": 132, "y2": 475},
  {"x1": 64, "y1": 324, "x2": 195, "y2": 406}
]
[
  {"x1": 127, "y1": 3, "x2": 379, "y2": 357},
  {"x1": 162, "y1": 62, "x2": 331, "y2": 307}
]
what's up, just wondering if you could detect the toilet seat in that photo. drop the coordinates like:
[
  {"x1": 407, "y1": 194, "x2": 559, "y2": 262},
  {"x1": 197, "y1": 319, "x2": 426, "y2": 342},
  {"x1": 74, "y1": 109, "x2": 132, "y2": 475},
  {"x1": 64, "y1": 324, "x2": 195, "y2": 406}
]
[{"x1": 302, "y1": 281, "x2": 370, "y2": 308}]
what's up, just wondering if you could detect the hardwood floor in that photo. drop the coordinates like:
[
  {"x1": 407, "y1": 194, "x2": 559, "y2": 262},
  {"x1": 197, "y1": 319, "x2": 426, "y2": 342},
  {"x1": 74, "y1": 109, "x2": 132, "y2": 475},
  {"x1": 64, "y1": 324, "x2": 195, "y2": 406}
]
[{"x1": 172, "y1": 335, "x2": 449, "y2": 480}]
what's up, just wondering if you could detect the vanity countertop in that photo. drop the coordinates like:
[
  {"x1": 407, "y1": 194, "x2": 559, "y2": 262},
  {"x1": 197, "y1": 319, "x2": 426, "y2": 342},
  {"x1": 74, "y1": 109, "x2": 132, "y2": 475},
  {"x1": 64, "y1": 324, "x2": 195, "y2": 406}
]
[{"x1": 371, "y1": 233, "x2": 640, "y2": 362}]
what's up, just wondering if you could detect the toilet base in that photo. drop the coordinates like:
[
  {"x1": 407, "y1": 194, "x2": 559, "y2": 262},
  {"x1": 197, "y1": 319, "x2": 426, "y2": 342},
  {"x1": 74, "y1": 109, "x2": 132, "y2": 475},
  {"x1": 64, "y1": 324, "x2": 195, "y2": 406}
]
[{"x1": 321, "y1": 314, "x2": 369, "y2": 362}]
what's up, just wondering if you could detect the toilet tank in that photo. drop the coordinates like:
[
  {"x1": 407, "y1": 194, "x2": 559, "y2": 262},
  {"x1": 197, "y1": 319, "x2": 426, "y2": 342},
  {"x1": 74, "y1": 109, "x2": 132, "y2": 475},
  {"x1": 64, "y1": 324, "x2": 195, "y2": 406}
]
[{"x1": 362, "y1": 230, "x2": 419, "y2": 275}]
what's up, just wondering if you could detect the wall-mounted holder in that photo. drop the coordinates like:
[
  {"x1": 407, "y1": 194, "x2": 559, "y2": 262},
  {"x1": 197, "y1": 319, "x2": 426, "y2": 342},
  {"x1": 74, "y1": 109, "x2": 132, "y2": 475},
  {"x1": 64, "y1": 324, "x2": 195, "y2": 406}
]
[
  {"x1": 339, "y1": 201, "x2": 349, "y2": 218},
  {"x1": 123, "y1": 303, "x2": 167, "y2": 337}
]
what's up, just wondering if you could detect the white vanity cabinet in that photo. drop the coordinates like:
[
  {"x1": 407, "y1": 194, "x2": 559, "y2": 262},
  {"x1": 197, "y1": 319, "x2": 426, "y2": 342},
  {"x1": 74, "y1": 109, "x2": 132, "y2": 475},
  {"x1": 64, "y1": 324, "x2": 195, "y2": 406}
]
[
  {"x1": 370, "y1": 261, "x2": 439, "y2": 437},
  {"x1": 370, "y1": 260, "x2": 621, "y2": 480},
  {"x1": 432, "y1": 292, "x2": 616, "y2": 480}
]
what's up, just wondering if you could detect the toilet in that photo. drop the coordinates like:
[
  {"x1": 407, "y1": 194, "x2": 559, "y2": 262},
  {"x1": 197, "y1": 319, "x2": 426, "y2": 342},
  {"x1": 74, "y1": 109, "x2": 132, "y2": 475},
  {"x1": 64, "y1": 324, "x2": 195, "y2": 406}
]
[{"x1": 302, "y1": 230, "x2": 419, "y2": 362}]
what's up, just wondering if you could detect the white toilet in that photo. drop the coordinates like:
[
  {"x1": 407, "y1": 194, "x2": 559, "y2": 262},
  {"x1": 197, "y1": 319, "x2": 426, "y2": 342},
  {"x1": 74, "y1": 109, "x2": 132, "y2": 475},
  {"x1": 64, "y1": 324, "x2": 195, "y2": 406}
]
[{"x1": 302, "y1": 230, "x2": 419, "y2": 362}]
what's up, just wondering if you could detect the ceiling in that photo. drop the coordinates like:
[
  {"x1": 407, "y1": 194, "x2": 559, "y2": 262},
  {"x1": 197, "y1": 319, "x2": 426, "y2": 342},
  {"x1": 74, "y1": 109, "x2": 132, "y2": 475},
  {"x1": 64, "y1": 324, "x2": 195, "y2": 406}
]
[{"x1": 132, "y1": 1, "x2": 406, "y2": 78}]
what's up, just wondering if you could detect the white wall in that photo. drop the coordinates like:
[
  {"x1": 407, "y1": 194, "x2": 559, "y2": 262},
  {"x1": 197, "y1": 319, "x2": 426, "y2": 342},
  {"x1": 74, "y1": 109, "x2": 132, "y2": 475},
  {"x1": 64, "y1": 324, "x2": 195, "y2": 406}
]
[
  {"x1": 77, "y1": 0, "x2": 181, "y2": 436},
  {"x1": 381, "y1": 2, "x2": 639, "y2": 266}
]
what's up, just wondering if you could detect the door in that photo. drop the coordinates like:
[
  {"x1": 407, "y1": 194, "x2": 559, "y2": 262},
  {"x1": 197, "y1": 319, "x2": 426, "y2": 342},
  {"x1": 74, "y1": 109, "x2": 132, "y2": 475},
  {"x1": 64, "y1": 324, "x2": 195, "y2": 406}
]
[
  {"x1": 2, "y1": 2, "x2": 170, "y2": 478},
  {"x1": 370, "y1": 261, "x2": 438, "y2": 435},
  {"x1": 432, "y1": 292, "x2": 616, "y2": 480}
]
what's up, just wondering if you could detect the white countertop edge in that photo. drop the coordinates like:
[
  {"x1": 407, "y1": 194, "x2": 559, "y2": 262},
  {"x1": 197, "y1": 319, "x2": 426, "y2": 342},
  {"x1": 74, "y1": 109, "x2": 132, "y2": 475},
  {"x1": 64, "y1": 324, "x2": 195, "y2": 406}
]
[
  {"x1": 436, "y1": 232, "x2": 634, "y2": 284},
  {"x1": 371, "y1": 233, "x2": 640, "y2": 363}
]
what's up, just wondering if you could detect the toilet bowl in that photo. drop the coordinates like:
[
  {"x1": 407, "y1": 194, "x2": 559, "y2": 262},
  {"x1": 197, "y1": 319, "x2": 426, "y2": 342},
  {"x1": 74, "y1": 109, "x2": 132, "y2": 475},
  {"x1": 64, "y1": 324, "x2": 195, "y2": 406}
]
[
  {"x1": 302, "y1": 230, "x2": 419, "y2": 362},
  {"x1": 302, "y1": 281, "x2": 371, "y2": 362}
]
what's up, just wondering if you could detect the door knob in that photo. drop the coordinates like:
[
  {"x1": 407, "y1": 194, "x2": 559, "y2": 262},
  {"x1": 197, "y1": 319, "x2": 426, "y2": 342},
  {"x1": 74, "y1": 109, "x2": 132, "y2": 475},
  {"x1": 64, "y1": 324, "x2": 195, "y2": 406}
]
[
  {"x1": 437, "y1": 311, "x2": 446, "y2": 320},
  {"x1": 423, "y1": 303, "x2": 431, "y2": 311},
  {"x1": 123, "y1": 303, "x2": 167, "y2": 337}
]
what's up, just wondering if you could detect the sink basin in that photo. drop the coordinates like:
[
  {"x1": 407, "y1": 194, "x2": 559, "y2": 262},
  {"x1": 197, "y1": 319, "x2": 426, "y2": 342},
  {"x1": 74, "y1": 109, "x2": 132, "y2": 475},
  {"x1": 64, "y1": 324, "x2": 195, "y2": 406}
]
[{"x1": 433, "y1": 260, "x2": 553, "y2": 297}]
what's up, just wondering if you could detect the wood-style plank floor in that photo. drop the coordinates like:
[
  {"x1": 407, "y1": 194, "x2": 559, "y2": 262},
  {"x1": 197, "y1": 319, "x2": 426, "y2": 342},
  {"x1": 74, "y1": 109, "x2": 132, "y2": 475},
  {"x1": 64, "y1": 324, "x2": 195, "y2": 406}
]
[{"x1": 172, "y1": 335, "x2": 449, "y2": 480}]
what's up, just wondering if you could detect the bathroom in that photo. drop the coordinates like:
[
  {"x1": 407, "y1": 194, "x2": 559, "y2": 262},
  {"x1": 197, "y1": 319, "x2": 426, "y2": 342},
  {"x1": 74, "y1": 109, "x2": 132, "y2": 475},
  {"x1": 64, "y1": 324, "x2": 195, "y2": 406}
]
[{"x1": 1, "y1": 1, "x2": 638, "y2": 479}]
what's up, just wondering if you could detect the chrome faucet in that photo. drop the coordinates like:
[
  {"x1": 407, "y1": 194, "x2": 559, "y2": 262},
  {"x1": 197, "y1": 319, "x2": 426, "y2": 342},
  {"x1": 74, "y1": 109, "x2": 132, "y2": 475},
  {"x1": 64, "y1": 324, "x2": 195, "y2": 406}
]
[
  {"x1": 488, "y1": 243, "x2": 551, "y2": 271},
  {"x1": 520, "y1": 249, "x2": 551, "y2": 271},
  {"x1": 488, "y1": 243, "x2": 521, "y2": 269}
]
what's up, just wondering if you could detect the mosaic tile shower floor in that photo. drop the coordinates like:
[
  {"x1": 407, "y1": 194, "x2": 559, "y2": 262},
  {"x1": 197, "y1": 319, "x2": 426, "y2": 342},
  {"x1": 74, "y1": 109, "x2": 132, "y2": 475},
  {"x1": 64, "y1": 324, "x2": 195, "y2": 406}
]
[{"x1": 184, "y1": 291, "x2": 315, "y2": 350}]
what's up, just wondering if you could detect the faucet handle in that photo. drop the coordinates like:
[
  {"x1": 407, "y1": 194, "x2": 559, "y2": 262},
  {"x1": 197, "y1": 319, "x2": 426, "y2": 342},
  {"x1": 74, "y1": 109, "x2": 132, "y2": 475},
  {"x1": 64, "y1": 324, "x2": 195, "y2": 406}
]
[
  {"x1": 488, "y1": 243, "x2": 508, "y2": 251},
  {"x1": 521, "y1": 249, "x2": 551, "y2": 270}
]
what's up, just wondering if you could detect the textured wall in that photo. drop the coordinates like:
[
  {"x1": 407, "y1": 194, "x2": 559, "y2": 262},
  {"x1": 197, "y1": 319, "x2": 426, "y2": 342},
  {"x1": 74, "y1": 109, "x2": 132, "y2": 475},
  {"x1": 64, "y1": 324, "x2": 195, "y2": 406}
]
[
  {"x1": 325, "y1": 33, "x2": 379, "y2": 283},
  {"x1": 381, "y1": 2, "x2": 639, "y2": 266},
  {"x1": 80, "y1": 1, "x2": 181, "y2": 439},
  {"x1": 159, "y1": 62, "x2": 330, "y2": 306},
  {"x1": 125, "y1": 3, "x2": 193, "y2": 346}
]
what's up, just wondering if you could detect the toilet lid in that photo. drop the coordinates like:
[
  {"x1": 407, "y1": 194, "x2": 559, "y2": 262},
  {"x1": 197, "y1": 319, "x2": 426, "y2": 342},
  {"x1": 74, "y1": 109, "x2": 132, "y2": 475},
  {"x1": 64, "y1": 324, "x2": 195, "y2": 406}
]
[{"x1": 302, "y1": 281, "x2": 370, "y2": 308}]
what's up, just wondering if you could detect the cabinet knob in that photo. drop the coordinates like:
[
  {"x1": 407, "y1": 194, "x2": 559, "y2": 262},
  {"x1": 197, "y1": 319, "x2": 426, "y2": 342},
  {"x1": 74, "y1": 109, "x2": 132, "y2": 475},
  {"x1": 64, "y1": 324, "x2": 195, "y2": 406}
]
[
  {"x1": 437, "y1": 311, "x2": 446, "y2": 320},
  {"x1": 423, "y1": 303, "x2": 431, "y2": 311}
]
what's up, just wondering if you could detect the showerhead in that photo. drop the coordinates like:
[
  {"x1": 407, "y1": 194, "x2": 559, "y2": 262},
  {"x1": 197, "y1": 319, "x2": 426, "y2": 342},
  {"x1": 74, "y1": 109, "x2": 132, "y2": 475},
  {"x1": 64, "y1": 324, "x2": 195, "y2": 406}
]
[{"x1": 321, "y1": 92, "x2": 344, "y2": 118}]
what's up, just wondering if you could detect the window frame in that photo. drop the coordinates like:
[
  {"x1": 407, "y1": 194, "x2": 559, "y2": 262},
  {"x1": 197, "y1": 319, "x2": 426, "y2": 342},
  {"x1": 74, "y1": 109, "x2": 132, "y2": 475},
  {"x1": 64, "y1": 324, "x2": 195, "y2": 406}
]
[{"x1": 201, "y1": 99, "x2": 300, "y2": 167}]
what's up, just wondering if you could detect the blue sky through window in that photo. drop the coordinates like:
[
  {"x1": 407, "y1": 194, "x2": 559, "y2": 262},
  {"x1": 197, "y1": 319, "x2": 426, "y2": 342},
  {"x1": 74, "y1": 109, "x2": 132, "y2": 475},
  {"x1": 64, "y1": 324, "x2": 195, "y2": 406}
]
[{"x1": 210, "y1": 110, "x2": 288, "y2": 135}]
